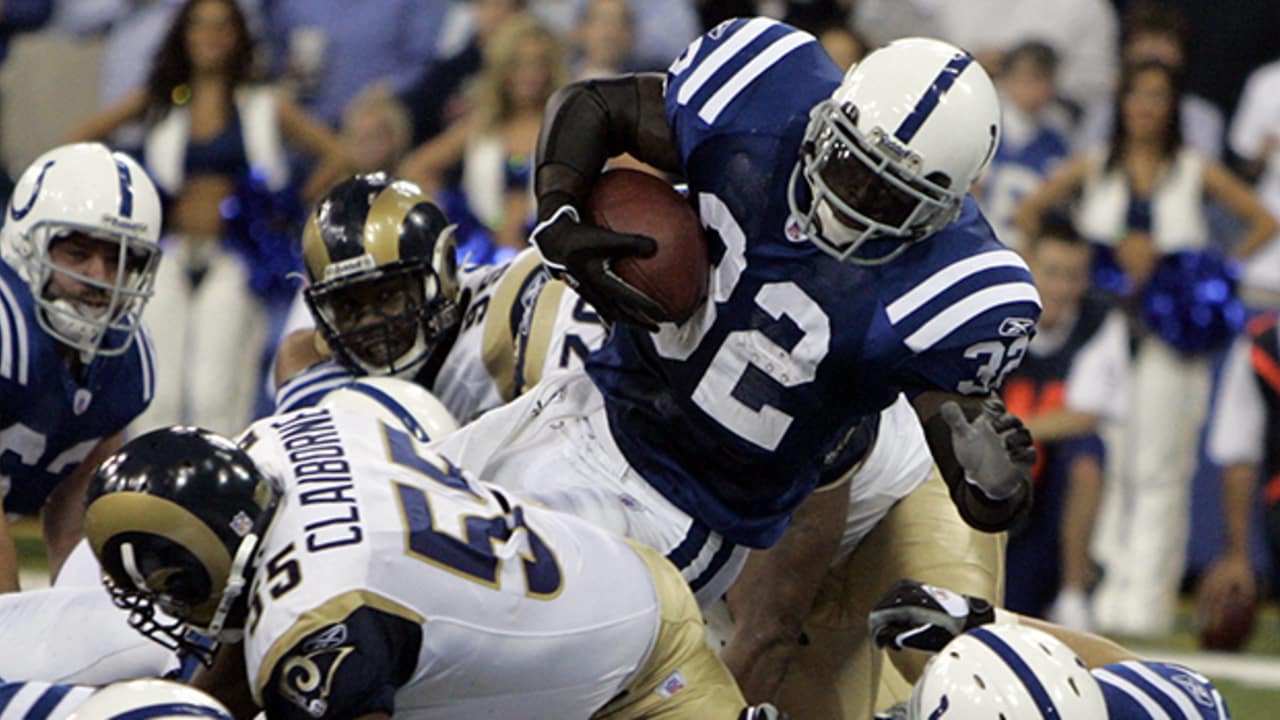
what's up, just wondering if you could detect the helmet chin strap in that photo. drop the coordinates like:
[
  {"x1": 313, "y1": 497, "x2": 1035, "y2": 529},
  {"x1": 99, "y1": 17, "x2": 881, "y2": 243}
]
[
  {"x1": 45, "y1": 298, "x2": 106, "y2": 362},
  {"x1": 205, "y1": 531, "x2": 260, "y2": 642}
]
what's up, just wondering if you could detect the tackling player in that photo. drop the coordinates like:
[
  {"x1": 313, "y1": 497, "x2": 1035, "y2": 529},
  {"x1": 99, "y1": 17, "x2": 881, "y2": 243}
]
[
  {"x1": 272, "y1": 172, "x2": 605, "y2": 423},
  {"x1": 83, "y1": 412, "x2": 781, "y2": 720},
  {"x1": 0, "y1": 142, "x2": 161, "y2": 590}
]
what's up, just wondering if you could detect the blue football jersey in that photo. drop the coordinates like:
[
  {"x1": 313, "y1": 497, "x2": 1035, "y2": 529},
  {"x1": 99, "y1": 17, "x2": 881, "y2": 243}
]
[
  {"x1": 0, "y1": 262, "x2": 154, "y2": 515},
  {"x1": 980, "y1": 121, "x2": 1070, "y2": 247},
  {"x1": 1094, "y1": 661, "x2": 1230, "y2": 719},
  {"x1": 585, "y1": 18, "x2": 1042, "y2": 547}
]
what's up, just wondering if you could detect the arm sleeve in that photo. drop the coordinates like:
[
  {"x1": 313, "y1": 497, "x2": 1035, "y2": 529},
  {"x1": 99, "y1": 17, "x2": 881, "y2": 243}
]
[
  {"x1": 259, "y1": 605, "x2": 423, "y2": 720},
  {"x1": 1207, "y1": 334, "x2": 1266, "y2": 465},
  {"x1": 1063, "y1": 310, "x2": 1129, "y2": 419}
]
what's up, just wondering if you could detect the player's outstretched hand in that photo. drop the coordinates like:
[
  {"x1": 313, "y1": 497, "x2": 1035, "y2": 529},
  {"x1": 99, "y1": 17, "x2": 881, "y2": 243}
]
[
  {"x1": 531, "y1": 205, "x2": 664, "y2": 330},
  {"x1": 940, "y1": 397, "x2": 1035, "y2": 501},
  {"x1": 869, "y1": 579, "x2": 996, "y2": 653}
]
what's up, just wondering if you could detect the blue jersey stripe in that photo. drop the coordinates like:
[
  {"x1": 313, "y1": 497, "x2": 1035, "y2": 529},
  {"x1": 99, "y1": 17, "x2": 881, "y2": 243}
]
[
  {"x1": 344, "y1": 382, "x2": 434, "y2": 442},
  {"x1": 275, "y1": 364, "x2": 353, "y2": 412},
  {"x1": 665, "y1": 521, "x2": 710, "y2": 572},
  {"x1": 0, "y1": 682, "x2": 19, "y2": 715},
  {"x1": 27, "y1": 684, "x2": 73, "y2": 719},
  {"x1": 969, "y1": 627, "x2": 1061, "y2": 718},
  {"x1": 1095, "y1": 668, "x2": 1173, "y2": 719},
  {"x1": 1110, "y1": 663, "x2": 1193, "y2": 719},
  {"x1": 689, "y1": 537, "x2": 736, "y2": 592},
  {"x1": 894, "y1": 53, "x2": 974, "y2": 143},
  {"x1": 112, "y1": 702, "x2": 230, "y2": 719}
]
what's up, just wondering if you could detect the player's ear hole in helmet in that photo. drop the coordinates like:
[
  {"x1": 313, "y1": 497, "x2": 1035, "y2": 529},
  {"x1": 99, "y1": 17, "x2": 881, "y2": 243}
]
[
  {"x1": 83, "y1": 427, "x2": 283, "y2": 665},
  {"x1": 787, "y1": 37, "x2": 1001, "y2": 266},
  {"x1": 301, "y1": 173, "x2": 461, "y2": 380}
]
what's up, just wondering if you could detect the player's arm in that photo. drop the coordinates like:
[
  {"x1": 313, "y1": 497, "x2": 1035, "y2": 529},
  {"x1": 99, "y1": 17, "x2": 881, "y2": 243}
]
[
  {"x1": 192, "y1": 640, "x2": 259, "y2": 719},
  {"x1": 0, "y1": 500, "x2": 18, "y2": 593},
  {"x1": 721, "y1": 480, "x2": 848, "y2": 703},
  {"x1": 258, "y1": 603, "x2": 423, "y2": 720},
  {"x1": 1202, "y1": 159, "x2": 1279, "y2": 260},
  {"x1": 273, "y1": 329, "x2": 328, "y2": 389},
  {"x1": 911, "y1": 391, "x2": 1034, "y2": 532},
  {"x1": 531, "y1": 73, "x2": 681, "y2": 329},
  {"x1": 869, "y1": 579, "x2": 1137, "y2": 668},
  {"x1": 44, "y1": 432, "x2": 121, "y2": 582}
]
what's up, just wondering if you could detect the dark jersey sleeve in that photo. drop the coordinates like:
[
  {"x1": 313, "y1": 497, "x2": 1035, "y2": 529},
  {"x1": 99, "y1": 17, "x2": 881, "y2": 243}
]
[{"x1": 260, "y1": 605, "x2": 423, "y2": 720}]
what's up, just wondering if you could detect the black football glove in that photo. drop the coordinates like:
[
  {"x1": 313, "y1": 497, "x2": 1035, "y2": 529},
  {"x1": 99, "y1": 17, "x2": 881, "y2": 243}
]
[
  {"x1": 531, "y1": 205, "x2": 664, "y2": 331},
  {"x1": 869, "y1": 579, "x2": 996, "y2": 653},
  {"x1": 940, "y1": 396, "x2": 1036, "y2": 502}
]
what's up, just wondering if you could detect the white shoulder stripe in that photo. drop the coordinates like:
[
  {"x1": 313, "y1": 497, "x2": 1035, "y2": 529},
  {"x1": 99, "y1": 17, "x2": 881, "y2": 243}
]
[
  {"x1": 1094, "y1": 669, "x2": 1172, "y2": 720},
  {"x1": 676, "y1": 17, "x2": 778, "y2": 105},
  {"x1": 887, "y1": 249, "x2": 1031, "y2": 324},
  {"x1": 0, "y1": 279, "x2": 29, "y2": 385},
  {"x1": 698, "y1": 31, "x2": 814, "y2": 124},
  {"x1": 0, "y1": 288, "x2": 12, "y2": 383},
  {"x1": 1125, "y1": 662, "x2": 1204, "y2": 719},
  {"x1": 903, "y1": 282, "x2": 1041, "y2": 352},
  {"x1": 138, "y1": 328, "x2": 155, "y2": 402}
]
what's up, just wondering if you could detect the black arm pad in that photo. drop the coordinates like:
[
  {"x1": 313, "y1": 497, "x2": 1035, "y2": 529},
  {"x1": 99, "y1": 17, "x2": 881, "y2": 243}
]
[
  {"x1": 922, "y1": 411, "x2": 1034, "y2": 532},
  {"x1": 535, "y1": 73, "x2": 679, "y2": 221}
]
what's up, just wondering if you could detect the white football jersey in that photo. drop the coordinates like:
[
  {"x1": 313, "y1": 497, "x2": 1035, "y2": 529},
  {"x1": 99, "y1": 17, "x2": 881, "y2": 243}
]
[
  {"x1": 275, "y1": 248, "x2": 607, "y2": 424},
  {"x1": 239, "y1": 405, "x2": 660, "y2": 719}
]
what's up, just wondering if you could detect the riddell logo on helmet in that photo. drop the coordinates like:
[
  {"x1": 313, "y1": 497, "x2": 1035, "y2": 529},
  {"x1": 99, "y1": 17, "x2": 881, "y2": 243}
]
[
  {"x1": 102, "y1": 215, "x2": 148, "y2": 233},
  {"x1": 323, "y1": 254, "x2": 377, "y2": 281}
]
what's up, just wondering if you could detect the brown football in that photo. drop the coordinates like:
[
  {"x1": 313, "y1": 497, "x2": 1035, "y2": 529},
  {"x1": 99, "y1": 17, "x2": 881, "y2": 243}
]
[{"x1": 587, "y1": 168, "x2": 709, "y2": 324}]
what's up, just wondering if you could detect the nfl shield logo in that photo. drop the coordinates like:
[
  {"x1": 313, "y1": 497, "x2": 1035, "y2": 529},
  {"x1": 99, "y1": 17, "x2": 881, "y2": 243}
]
[
  {"x1": 655, "y1": 671, "x2": 686, "y2": 698},
  {"x1": 73, "y1": 389, "x2": 92, "y2": 415}
]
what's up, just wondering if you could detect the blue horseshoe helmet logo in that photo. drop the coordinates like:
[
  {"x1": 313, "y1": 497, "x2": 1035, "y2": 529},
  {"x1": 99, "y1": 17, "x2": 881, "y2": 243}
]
[{"x1": 10, "y1": 160, "x2": 55, "y2": 222}]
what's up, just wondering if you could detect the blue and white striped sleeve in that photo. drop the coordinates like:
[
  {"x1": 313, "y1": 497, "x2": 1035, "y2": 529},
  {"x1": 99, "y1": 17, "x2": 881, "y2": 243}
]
[
  {"x1": 664, "y1": 17, "x2": 840, "y2": 163},
  {"x1": 887, "y1": 247, "x2": 1042, "y2": 396},
  {"x1": 1094, "y1": 661, "x2": 1230, "y2": 719},
  {"x1": 0, "y1": 680, "x2": 96, "y2": 720},
  {"x1": 274, "y1": 362, "x2": 356, "y2": 415}
]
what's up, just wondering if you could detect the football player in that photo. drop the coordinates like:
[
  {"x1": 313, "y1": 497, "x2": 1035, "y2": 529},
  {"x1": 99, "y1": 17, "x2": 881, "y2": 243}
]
[
  {"x1": 276, "y1": 173, "x2": 998, "y2": 717},
  {"x1": 272, "y1": 172, "x2": 605, "y2": 423},
  {"x1": 870, "y1": 579, "x2": 1231, "y2": 719},
  {"x1": 423, "y1": 20, "x2": 1037, "y2": 690},
  {"x1": 83, "y1": 414, "x2": 782, "y2": 720},
  {"x1": 0, "y1": 142, "x2": 161, "y2": 590}
]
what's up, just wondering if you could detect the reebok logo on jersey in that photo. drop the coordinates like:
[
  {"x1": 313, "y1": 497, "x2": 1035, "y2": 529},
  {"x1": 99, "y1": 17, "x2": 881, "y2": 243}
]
[
  {"x1": 303, "y1": 623, "x2": 349, "y2": 652},
  {"x1": 1171, "y1": 672, "x2": 1215, "y2": 707},
  {"x1": 656, "y1": 671, "x2": 687, "y2": 697},
  {"x1": 998, "y1": 317, "x2": 1036, "y2": 337}
]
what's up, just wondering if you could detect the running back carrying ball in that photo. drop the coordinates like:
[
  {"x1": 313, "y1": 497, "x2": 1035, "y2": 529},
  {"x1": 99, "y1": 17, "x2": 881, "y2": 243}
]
[{"x1": 587, "y1": 169, "x2": 709, "y2": 324}]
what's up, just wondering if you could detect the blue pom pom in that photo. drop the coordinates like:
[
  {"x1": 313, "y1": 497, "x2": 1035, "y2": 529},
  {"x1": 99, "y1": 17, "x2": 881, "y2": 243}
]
[{"x1": 1139, "y1": 250, "x2": 1244, "y2": 355}]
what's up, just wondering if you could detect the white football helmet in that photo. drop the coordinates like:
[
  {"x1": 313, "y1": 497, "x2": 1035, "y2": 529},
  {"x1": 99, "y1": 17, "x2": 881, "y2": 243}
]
[
  {"x1": 909, "y1": 625, "x2": 1107, "y2": 719},
  {"x1": 0, "y1": 142, "x2": 162, "y2": 359},
  {"x1": 67, "y1": 679, "x2": 233, "y2": 720},
  {"x1": 788, "y1": 37, "x2": 1001, "y2": 265},
  {"x1": 320, "y1": 376, "x2": 459, "y2": 442}
]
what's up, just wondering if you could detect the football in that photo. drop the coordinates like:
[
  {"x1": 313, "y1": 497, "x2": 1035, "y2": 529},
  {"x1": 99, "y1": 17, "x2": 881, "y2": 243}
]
[
  {"x1": 587, "y1": 168, "x2": 709, "y2": 324},
  {"x1": 1197, "y1": 585, "x2": 1258, "y2": 651}
]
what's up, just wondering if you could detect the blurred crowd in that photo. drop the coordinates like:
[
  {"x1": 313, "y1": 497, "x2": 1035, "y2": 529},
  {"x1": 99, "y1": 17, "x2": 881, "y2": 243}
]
[{"x1": 1, "y1": 0, "x2": 1280, "y2": 647}]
